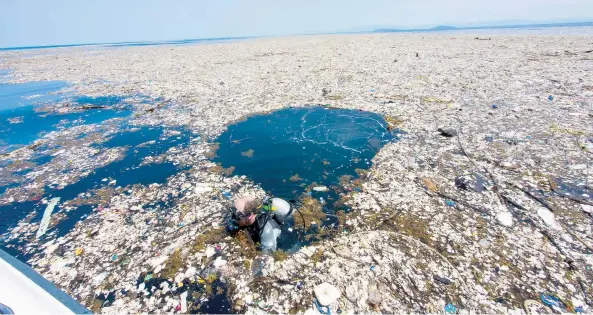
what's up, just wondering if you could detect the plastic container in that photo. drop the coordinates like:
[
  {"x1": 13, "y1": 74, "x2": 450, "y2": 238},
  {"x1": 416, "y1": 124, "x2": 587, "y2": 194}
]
[{"x1": 260, "y1": 219, "x2": 282, "y2": 251}]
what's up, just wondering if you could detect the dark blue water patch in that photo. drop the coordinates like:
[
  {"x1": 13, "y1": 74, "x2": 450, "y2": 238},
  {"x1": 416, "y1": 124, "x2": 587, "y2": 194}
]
[
  {"x1": 551, "y1": 178, "x2": 593, "y2": 201},
  {"x1": 50, "y1": 127, "x2": 191, "y2": 202},
  {"x1": 214, "y1": 106, "x2": 395, "y2": 201},
  {"x1": 102, "y1": 127, "x2": 162, "y2": 148},
  {"x1": 0, "y1": 200, "x2": 41, "y2": 259},
  {"x1": 196, "y1": 281, "x2": 233, "y2": 314},
  {"x1": 31, "y1": 153, "x2": 54, "y2": 166},
  {"x1": 132, "y1": 269, "x2": 232, "y2": 314},
  {"x1": 0, "y1": 182, "x2": 19, "y2": 197},
  {"x1": 0, "y1": 200, "x2": 36, "y2": 234},
  {"x1": 95, "y1": 290, "x2": 117, "y2": 309},
  {"x1": 50, "y1": 205, "x2": 94, "y2": 240}
]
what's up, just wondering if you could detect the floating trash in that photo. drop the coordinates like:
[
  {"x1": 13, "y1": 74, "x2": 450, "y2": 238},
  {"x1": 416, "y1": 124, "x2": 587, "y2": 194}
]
[
  {"x1": 444, "y1": 303, "x2": 458, "y2": 314},
  {"x1": 36, "y1": 197, "x2": 60, "y2": 238}
]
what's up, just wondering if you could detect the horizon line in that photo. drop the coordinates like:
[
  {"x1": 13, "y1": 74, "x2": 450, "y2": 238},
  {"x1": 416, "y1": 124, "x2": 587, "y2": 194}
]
[{"x1": 2, "y1": 20, "x2": 592, "y2": 51}]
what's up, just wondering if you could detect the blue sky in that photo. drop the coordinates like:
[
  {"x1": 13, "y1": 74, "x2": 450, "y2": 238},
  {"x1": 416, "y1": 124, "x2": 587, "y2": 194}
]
[{"x1": 1, "y1": 0, "x2": 592, "y2": 48}]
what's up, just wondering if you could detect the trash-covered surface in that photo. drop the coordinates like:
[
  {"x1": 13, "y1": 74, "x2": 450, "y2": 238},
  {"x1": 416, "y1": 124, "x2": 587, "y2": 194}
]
[{"x1": 0, "y1": 27, "x2": 592, "y2": 313}]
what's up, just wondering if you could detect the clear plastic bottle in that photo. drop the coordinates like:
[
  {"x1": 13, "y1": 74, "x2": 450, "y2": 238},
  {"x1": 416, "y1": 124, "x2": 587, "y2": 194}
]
[{"x1": 260, "y1": 219, "x2": 281, "y2": 252}]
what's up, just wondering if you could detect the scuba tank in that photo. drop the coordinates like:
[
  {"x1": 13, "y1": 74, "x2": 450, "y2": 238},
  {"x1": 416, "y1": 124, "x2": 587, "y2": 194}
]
[{"x1": 268, "y1": 198, "x2": 292, "y2": 223}]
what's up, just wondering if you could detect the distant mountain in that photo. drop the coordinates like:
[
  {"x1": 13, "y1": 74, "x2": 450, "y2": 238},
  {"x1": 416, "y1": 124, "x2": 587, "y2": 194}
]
[
  {"x1": 374, "y1": 25, "x2": 457, "y2": 33},
  {"x1": 429, "y1": 25, "x2": 457, "y2": 31},
  {"x1": 457, "y1": 17, "x2": 593, "y2": 27},
  {"x1": 374, "y1": 21, "x2": 593, "y2": 33}
]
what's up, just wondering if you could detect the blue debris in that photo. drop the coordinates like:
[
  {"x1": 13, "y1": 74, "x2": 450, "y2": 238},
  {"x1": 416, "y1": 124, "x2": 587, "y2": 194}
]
[
  {"x1": 222, "y1": 191, "x2": 232, "y2": 199},
  {"x1": 370, "y1": 265, "x2": 375, "y2": 271},
  {"x1": 492, "y1": 104, "x2": 498, "y2": 109},
  {"x1": 485, "y1": 135, "x2": 494, "y2": 142},
  {"x1": 540, "y1": 294, "x2": 566, "y2": 311},
  {"x1": 313, "y1": 298, "x2": 331, "y2": 315},
  {"x1": 575, "y1": 306, "x2": 585, "y2": 313},
  {"x1": 548, "y1": 95, "x2": 554, "y2": 101},
  {"x1": 444, "y1": 303, "x2": 457, "y2": 314},
  {"x1": 445, "y1": 199, "x2": 456, "y2": 207},
  {"x1": 111, "y1": 254, "x2": 117, "y2": 261}
]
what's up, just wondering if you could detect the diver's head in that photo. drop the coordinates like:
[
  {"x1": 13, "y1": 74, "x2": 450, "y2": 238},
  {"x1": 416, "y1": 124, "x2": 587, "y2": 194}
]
[{"x1": 234, "y1": 196, "x2": 261, "y2": 226}]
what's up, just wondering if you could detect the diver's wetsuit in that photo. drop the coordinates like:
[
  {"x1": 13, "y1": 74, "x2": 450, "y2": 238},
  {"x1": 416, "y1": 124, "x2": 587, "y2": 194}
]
[
  {"x1": 247, "y1": 212, "x2": 268, "y2": 243},
  {"x1": 247, "y1": 208, "x2": 288, "y2": 243}
]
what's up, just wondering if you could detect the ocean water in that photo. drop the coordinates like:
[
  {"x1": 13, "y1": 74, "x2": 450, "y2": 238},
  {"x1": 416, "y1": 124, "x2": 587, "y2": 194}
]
[
  {"x1": 213, "y1": 106, "x2": 397, "y2": 250},
  {"x1": 0, "y1": 69, "x2": 11, "y2": 82},
  {"x1": 0, "y1": 81, "x2": 132, "y2": 153},
  {"x1": 0, "y1": 80, "x2": 66, "y2": 111},
  {"x1": 215, "y1": 106, "x2": 394, "y2": 200}
]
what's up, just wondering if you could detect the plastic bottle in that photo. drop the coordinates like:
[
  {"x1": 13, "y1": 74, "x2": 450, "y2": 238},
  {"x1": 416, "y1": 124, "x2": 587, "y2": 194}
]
[{"x1": 260, "y1": 219, "x2": 281, "y2": 251}]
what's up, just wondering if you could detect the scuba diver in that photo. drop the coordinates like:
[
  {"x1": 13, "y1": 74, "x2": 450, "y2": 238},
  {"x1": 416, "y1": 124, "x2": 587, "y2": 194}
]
[{"x1": 225, "y1": 195, "x2": 294, "y2": 252}]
